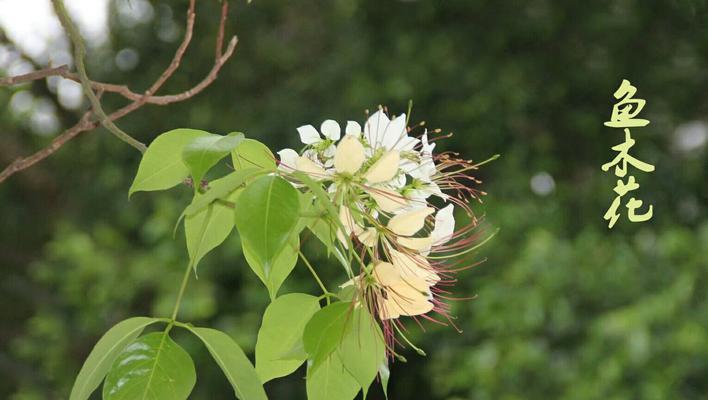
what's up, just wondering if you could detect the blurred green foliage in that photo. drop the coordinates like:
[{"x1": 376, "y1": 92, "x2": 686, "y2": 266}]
[{"x1": 1, "y1": 0, "x2": 706, "y2": 399}]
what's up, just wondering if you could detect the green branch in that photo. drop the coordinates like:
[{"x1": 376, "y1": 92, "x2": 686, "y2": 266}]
[{"x1": 298, "y1": 249, "x2": 333, "y2": 304}]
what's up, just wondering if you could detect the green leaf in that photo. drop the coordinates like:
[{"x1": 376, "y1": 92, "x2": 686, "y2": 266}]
[
  {"x1": 182, "y1": 131, "x2": 245, "y2": 186},
  {"x1": 378, "y1": 363, "x2": 390, "y2": 399},
  {"x1": 102, "y1": 332, "x2": 196, "y2": 400},
  {"x1": 338, "y1": 307, "x2": 386, "y2": 397},
  {"x1": 231, "y1": 138, "x2": 276, "y2": 171},
  {"x1": 244, "y1": 235, "x2": 299, "y2": 300},
  {"x1": 183, "y1": 168, "x2": 262, "y2": 217},
  {"x1": 186, "y1": 327, "x2": 267, "y2": 400},
  {"x1": 306, "y1": 353, "x2": 360, "y2": 400},
  {"x1": 255, "y1": 293, "x2": 321, "y2": 383},
  {"x1": 129, "y1": 129, "x2": 210, "y2": 196},
  {"x1": 234, "y1": 175, "x2": 300, "y2": 278},
  {"x1": 303, "y1": 302, "x2": 353, "y2": 368},
  {"x1": 69, "y1": 317, "x2": 161, "y2": 400},
  {"x1": 184, "y1": 186, "x2": 239, "y2": 271}
]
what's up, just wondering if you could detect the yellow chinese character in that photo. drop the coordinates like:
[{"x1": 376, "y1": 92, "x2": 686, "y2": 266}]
[
  {"x1": 604, "y1": 175, "x2": 639, "y2": 228},
  {"x1": 604, "y1": 79, "x2": 650, "y2": 128},
  {"x1": 601, "y1": 129, "x2": 655, "y2": 178},
  {"x1": 626, "y1": 197, "x2": 653, "y2": 222},
  {"x1": 603, "y1": 176, "x2": 654, "y2": 228}
]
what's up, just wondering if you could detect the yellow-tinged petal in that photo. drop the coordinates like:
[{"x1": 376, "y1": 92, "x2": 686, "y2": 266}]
[
  {"x1": 296, "y1": 156, "x2": 327, "y2": 178},
  {"x1": 396, "y1": 236, "x2": 433, "y2": 252},
  {"x1": 367, "y1": 187, "x2": 408, "y2": 213},
  {"x1": 334, "y1": 135, "x2": 365, "y2": 174},
  {"x1": 389, "y1": 248, "x2": 439, "y2": 284},
  {"x1": 387, "y1": 207, "x2": 434, "y2": 236},
  {"x1": 378, "y1": 275, "x2": 433, "y2": 319},
  {"x1": 357, "y1": 227, "x2": 378, "y2": 247},
  {"x1": 336, "y1": 205, "x2": 364, "y2": 247},
  {"x1": 373, "y1": 262, "x2": 401, "y2": 286},
  {"x1": 364, "y1": 151, "x2": 400, "y2": 183}
]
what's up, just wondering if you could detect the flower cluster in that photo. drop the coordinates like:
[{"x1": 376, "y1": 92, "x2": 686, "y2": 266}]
[{"x1": 278, "y1": 108, "x2": 487, "y2": 352}]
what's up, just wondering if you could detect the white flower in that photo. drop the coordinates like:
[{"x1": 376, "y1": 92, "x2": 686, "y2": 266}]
[
  {"x1": 364, "y1": 110, "x2": 419, "y2": 153},
  {"x1": 298, "y1": 120, "x2": 341, "y2": 145}
]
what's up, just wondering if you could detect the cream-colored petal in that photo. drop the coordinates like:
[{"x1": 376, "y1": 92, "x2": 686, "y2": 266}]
[
  {"x1": 339, "y1": 205, "x2": 364, "y2": 235},
  {"x1": 396, "y1": 236, "x2": 433, "y2": 252},
  {"x1": 364, "y1": 151, "x2": 400, "y2": 184},
  {"x1": 380, "y1": 275, "x2": 433, "y2": 319},
  {"x1": 373, "y1": 262, "x2": 401, "y2": 286},
  {"x1": 297, "y1": 124, "x2": 321, "y2": 144},
  {"x1": 387, "y1": 207, "x2": 434, "y2": 236},
  {"x1": 336, "y1": 205, "x2": 364, "y2": 247},
  {"x1": 367, "y1": 186, "x2": 408, "y2": 213},
  {"x1": 389, "y1": 248, "x2": 439, "y2": 284},
  {"x1": 357, "y1": 227, "x2": 378, "y2": 247},
  {"x1": 296, "y1": 156, "x2": 327, "y2": 178},
  {"x1": 334, "y1": 135, "x2": 365, "y2": 174},
  {"x1": 320, "y1": 119, "x2": 341, "y2": 141}
]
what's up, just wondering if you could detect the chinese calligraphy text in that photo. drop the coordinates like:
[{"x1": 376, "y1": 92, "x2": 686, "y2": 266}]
[{"x1": 602, "y1": 79, "x2": 655, "y2": 229}]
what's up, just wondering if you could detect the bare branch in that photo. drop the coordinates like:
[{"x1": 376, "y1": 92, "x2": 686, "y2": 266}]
[
  {"x1": 0, "y1": 65, "x2": 69, "y2": 86},
  {"x1": 51, "y1": 0, "x2": 147, "y2": 152},
  {"x1": 215, "y1": 1, "x2": 229, "y2": 60},
  {"x1": 0, "y1": 113, "x2": 93, "y2": 183},
  {"x1": 0, "y1": 0, "x2": 237, "y2": 185}
]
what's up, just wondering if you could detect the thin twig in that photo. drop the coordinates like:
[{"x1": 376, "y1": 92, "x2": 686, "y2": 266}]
[
  {"x1": 51, "y1": 0, "x2": 147, "y2": 153},
  {"x1": 215, "y1": 1, "x2": 229, "y2": 60},
  {"x1": 0, "y1": 65, "x2": 69, "y2": 86},
  {"x1": 0, "y1": 0, "x2": 236, "y2": 184}
]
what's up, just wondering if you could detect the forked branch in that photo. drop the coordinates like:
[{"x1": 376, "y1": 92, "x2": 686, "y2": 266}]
[{"x1": 0, "y1": 0, "x2": 237, "y2": 184}]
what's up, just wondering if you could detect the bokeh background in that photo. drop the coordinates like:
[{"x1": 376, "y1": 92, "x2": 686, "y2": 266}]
[{"x1": 1, "y1": 0, "x2": 707, "y2": 399}]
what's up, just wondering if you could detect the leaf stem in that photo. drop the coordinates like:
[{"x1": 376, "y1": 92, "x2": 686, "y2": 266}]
[
  {"x1": 170, "y1": 262, "x2": 193, "y2": 323},
  {"x1": 298, "y1": 250, "x2": 332, "y2": 304}
]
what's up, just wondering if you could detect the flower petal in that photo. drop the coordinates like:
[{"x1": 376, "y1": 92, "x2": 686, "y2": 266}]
[
  {"x1": 336, "y1": 205, "x2": 365, "y2": 247},
  {"x1": 364, "y1": 151, "x2": 400, "y2": 184},
  {"x1": 431, "y1": 204, "x2": 455, "y2": 245},
  {"x1": 367, "y1": 186, "x2": 408, "y2": 213},
  {"x1": 381, "y1": 114, "x2": 407, "y2": 150},
  {"x1": 345, "y1": 121, "x2": 362, "y2": 137},
  {"x1": 320, "y1": 119, "x2": 341, "y2": 141},
  {"x1": 396, "y1": 236, "x2": 433, "y2": 252},
  {"x1": 364, "y1": 110, "x2": 391, "y2": 148},
  {"x1": 334, "y1": 135, "x2": 365, "y2": 174},
  {"x1": 421, "y1": 130, "x2": 436, "y2": 154},
  {"x1": 296, "y1": 156, "x2": 327, "y2": 178},
  {"x1": 297, "y1": 124, "x2": 321, "y2": 144},
  {"x1": 389, "y1": 248, "x2": 439, "y2": 284},
  {"x1": 396, "y1": 135, "x2": 420, "y2": 152},
  {"x1": 373, "y1": 262, "x2": 400, "y2": 286},
  {"x1": 387, "y1": 207, "x2": 434, "y2": 236},
  {"x1": 357, "y1": 227, "x2": 378, "y2": 247},
  {"x1": 380, "y1": 278, "x2": 433, "y2": 319},
  {"x1": 276, "y1": 148, "x2": 298, "y2": 172}
]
